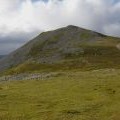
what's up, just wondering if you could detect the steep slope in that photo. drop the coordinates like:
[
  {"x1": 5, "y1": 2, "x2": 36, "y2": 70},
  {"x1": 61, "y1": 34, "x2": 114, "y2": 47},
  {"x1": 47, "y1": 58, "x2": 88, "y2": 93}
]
[{"x1": 0, "y1": 25, "x2": 120, "y2": 74}]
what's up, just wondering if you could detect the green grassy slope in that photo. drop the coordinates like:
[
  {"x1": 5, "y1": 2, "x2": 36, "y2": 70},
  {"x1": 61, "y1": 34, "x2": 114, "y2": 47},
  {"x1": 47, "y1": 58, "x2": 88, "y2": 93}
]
[
  {"x1": 0, "y1": 26, "x2": 120, "y2": 120},
  {"x1": 0, "y1": 25, "x2": 120, "y2": 75},
  {"x1": 0, "y1": 69, "x2": 120, "y2": 120},
  {"x1": 5, "y1": 36, "x2": 120, "y2": 75}
]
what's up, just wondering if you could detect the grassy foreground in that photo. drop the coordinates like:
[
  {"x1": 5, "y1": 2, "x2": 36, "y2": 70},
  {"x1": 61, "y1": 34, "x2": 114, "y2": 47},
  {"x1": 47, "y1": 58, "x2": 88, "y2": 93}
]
[{"x1": 0, "y1": 69, "x2": 120, "y2": 120}]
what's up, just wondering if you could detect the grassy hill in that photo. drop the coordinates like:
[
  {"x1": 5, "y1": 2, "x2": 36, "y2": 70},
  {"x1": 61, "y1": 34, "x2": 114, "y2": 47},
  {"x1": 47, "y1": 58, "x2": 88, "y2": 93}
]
[
  {"x1": 0, "y1": 69, "x2": 120, "y2": 120},
  {"x1": 0, "y1": 25, "x2": 120, "y2": 75},
  {"x1": 0, "y1": 26, "x2": 120, "y2": 120}
]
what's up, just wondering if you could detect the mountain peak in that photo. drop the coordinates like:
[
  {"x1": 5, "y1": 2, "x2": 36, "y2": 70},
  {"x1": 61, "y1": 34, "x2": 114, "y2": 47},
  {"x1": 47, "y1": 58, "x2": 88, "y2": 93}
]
[
  {"x1": 66, "y1": 25, "x2": 88, "y2": 30},
  {"x1": 0, "y1": 25, "x2": 120, "y2": 73},
  {"x1": 66, "y1": 25, "x2": 79, "y2": 28}
]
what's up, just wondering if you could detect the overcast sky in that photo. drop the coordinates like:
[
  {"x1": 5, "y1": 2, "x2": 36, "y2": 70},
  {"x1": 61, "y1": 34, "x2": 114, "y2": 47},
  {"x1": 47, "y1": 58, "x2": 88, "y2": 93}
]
[{"x1": 0, "y1": 0, "x2": 120, "y2": 55}]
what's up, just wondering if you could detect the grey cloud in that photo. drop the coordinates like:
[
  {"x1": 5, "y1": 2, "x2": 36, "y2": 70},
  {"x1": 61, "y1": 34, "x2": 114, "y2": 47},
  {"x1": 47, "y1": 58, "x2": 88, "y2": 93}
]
[
  {"x1": 0, "y1": 0, "x2": 120, "y2": 54},
  {"x1": 0, "y1": 30, "x2": 41, "y2": 54}
]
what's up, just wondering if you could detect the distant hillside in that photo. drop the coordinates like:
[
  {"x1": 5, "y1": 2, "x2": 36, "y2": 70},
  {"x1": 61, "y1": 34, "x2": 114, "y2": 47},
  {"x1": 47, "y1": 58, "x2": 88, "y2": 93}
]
[
  {"x1": 0, "y1": 25, "x2": 120, "y2": 74},
  {"x1": 0, "y1": 55, "x2": 6, "y2": 59}
]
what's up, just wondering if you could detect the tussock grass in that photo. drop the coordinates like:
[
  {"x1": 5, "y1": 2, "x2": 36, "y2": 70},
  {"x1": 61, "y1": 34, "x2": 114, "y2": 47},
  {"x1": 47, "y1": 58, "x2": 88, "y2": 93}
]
[{"x1": 0, "y1": 69, "x2": 120, "y2": 120}]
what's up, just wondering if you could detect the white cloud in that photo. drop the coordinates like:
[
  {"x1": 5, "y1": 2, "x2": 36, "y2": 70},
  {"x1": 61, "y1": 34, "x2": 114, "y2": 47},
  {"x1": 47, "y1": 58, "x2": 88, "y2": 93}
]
[
  {"x1": 0, "y1": 0, "x2": 120, "y2": 35},
  {"x1": 0, "y1": 0, "x2": 120, "y2": 54}
]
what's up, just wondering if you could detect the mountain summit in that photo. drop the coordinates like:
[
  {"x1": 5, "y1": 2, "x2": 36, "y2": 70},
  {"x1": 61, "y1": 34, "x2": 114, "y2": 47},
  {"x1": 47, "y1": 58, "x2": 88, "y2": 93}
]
[{"x1": 0, "y1": 25, "x2": 120, "y2": 74}]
